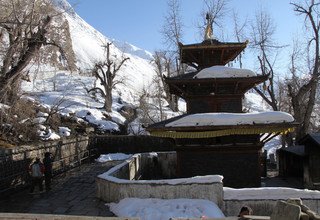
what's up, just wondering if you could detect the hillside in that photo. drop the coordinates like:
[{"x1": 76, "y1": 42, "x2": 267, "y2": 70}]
[
  {"x1": 33, "y1": 0, "x2": 157, "y2": 103},
  {"x1": 18, "y1": 0, "x2": 180, "y2": 141}
]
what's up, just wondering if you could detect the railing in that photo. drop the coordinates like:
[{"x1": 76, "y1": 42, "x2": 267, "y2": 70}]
[
  {"x1": 51, "y1": 148, "x2": 98, "y2": 174},
  {"x1": 0, "y1": 148, "x2": 98, "y2": 194}
]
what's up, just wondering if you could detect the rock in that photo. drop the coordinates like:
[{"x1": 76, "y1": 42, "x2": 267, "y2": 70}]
[{"x1": 270, "y1": 200, "x2": 300, "y2": 220}]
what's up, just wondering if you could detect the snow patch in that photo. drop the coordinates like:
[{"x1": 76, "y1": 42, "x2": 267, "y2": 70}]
[
  {"x1": 194, "y1": 65, "x2": 256, "y2": 79},
  {"x1": 59, "y1": 127, "x2": 71, "y2": 137},
  {"x1": 108, "y1": 198, "x2": 225, "y2": 220},
  {"x1": 166, "y1": 111, "x2": 294, "y2": 127},
  {"x1": 96, "y1": 153, "x2": 132, "y2": 163},
  {"x1": 224, "y1": 187, "x2": 320, "y2": 200}
]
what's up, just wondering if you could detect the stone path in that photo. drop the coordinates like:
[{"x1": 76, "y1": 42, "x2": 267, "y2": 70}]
[
  {"x1": 0, "y1": 162, "x2": 114, "y2": 217},
  {"x1": 0, "y1": 163, "x2": 304, "y2": 218}
]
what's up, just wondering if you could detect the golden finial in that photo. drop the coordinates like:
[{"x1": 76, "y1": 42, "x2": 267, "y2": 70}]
[{"x1": 204, "y1": 13, "x2": 213, "y2": 40}]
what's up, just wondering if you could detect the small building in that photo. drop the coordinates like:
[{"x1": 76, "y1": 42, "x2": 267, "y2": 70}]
[
  {"x1": 279, "y1": 133, "x2": 320, "y2": 189},
  {"x1": 278, "y1": 145, "x2": 305, "y2": 178}
]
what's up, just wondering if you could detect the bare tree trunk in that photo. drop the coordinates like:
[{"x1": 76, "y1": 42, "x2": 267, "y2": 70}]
[
  {"x1": 287, "y1": 1, "x2": 320, "y2": 141},
  {"x1": 90, "y1": 42, "x2": 129, "y2": 112},
  {"x1": 0, "y1": 16, "x2": 52, "y2": 103},
  {"x1": 104, "y1": 82, "x2": 113, "y2": 112}
]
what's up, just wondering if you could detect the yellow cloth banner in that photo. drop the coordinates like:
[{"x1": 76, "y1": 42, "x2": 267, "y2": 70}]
[{"x1": 150, "y1": 127, "x2": 294, "y2": 139}]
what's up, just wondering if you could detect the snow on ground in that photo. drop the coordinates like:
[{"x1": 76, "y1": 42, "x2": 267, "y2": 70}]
[
  {"x1": 64, "y1": 10, "x2": 155, "y2": 96},
  {"x1": 165, "y1": 111, "x2": 294, "y2": 127},
  {"x1": 108, "y1": 198, "x2": 225, "y2": 220},
  {"x1": 21, "y1": 67, "x2": 184, "y2": 139},
  {"x1": 244, "y1": 91, "x2": 272, "y2": 113},
  {"x1": 22, "y1": 72, "x2": 134, "y2": 136},
  {"x1": 264, "y1": 136, "x2": 282, "y2": 157},
  {"x1": 194, "y1": 65, "x2": 256, "y2": 78}
]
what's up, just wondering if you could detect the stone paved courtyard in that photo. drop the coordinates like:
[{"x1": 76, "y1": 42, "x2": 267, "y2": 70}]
[
  {"x1": 0, "y1": 162, "x2": 114, "y2": 217},
  {"x1": 0, "y1": 159, "x2": 305, "y2": 218}
]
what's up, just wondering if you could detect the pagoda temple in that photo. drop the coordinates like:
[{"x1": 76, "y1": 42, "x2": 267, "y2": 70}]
[{"x1": 147, "y1": 19, "x2": 296, "y2": 188}]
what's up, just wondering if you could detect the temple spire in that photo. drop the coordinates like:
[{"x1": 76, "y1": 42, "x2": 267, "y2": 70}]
[{"x1": 204, "y1": 13, "x2": 213, "y2": 40}]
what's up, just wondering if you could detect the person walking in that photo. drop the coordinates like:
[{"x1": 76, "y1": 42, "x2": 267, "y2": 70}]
[
  {"x1": 43, "y1": 152, "x2": 53, "y2": 191},
  {"x1": 29, "y1": 157, "x2": 45, "y2": 193}
]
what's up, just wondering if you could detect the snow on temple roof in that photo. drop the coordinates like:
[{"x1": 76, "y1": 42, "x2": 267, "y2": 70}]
[
  {"x1": 165, "y1": 111, "x2": 294, "y2": 127},
  {"x1": 194, "y1": 65, "x2": 256, "y2": 79}
]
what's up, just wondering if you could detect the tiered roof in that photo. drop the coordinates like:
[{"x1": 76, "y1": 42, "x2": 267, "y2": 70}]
[
  {"x1": 179, "y1": 39, "x2": 248, "y2": 69},
  {"x1": 147, "y1": 23, "x2": 296, "y2": 139},
  {"x1": 147, "y1": 112, "x2": 297, "y2": 142}
]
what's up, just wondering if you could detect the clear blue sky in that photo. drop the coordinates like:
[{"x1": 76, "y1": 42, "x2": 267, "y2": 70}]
[
  {"x1": 67, "y1": 0, "x2": 301, "y2": 52},
  {"x1": 67, "y1": 0, "x2": 303, "y2": 73}
]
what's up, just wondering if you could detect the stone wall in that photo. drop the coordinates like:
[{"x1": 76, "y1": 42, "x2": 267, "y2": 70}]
[
  {"x1": 96, "y1": 153, "x2": 224, "y2": 208},
  {"x1": 0, "y1": 136, "x2": 89, "y2": 161},
  {"x1": 90, "y1": 135, "x2": 175, "y2": 154}
]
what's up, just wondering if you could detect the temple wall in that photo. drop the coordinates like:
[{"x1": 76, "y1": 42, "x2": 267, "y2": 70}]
[{"x1": 176, "y1": 144, "x2": 262, "y2": 188}]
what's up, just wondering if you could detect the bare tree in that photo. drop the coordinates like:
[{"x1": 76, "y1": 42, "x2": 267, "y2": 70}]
[
  {"x1": 161, "y1": 0, "x2": 183, "y2": 56},
  {"x1": 137, "y1": 87, "x2": 166, "y2": 126},
  {"x1": 0, "y1": 0, "x2": 65, "y2": 103},
  {"x1": 158, "y1": 0, "x2": 184, "y2": 112},
  {"x1": 250, "y1": 10, "x2": 284, "y2": 111},
  {"x1": 287, "y1": 1, "x2": 320, "y2": 141},
  {"x1": 198, "y1": 0, "x2": 228, "y2": 40},
  {"x1": 89, "y1": 42, "x2": 129, "y2": 112},
  {"x1": 232, "y1": 10, "x2": 247, "y2": 68},
  {"x1": 153, "y1": 51, "x2": 178, "y2": 111}
]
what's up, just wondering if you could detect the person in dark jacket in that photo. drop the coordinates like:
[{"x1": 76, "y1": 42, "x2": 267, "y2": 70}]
[
  {"x1": 29, "y1": 157, "x2": 45, "y2": 193},
  {"x1": 43, "y1": 152, "x2": 53, "y2": 191}
]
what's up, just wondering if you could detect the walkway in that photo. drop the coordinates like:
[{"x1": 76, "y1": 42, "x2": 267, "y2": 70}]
[
  {"x1": 0, "y1": 163, "x2": 304, "y2": 217},
  {"x1": 262, "y1": 170, "x2": 304, "y2": 189},
  {"x1": 0, "y1": 162, "x2": 114, "y2": 217}
]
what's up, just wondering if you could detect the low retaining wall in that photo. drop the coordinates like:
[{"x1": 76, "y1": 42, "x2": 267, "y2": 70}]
[
  {"x1": 222, "y1": 187, "x2": 320, "y2": 216},
  {"x1": 96, "y1": 153, "x2": 224, "y2": 208}
]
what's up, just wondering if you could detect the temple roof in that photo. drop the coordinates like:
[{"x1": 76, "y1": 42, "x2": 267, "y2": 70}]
[
  {"x1": 147, "y1": 112, "x2": 297, "y2": 139},
  {"x1": 179, "y1": 39, "x2": 248, "y2": 69},
  {"x1": 165, "y1": 71, "x2": 268, "y2": 97},
  {"x1": 166, "y1": 70, "x2": 267, "y2": 81},
  {"x1": 298, "y1": 133, "x2": 320, "y2": 147}
]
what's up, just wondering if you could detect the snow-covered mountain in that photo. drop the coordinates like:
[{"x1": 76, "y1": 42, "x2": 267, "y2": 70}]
[
  {"x1": 39, "y1": 0, "x2": 156, "y2": 103},
  {"x1": 21, "y1": 0, "x2": 172, "y2": 139}
]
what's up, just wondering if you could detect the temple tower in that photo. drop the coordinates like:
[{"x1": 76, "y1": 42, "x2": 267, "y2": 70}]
[{"x1": 147, "y1": 19, "x2": 295, "y2": 188}]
